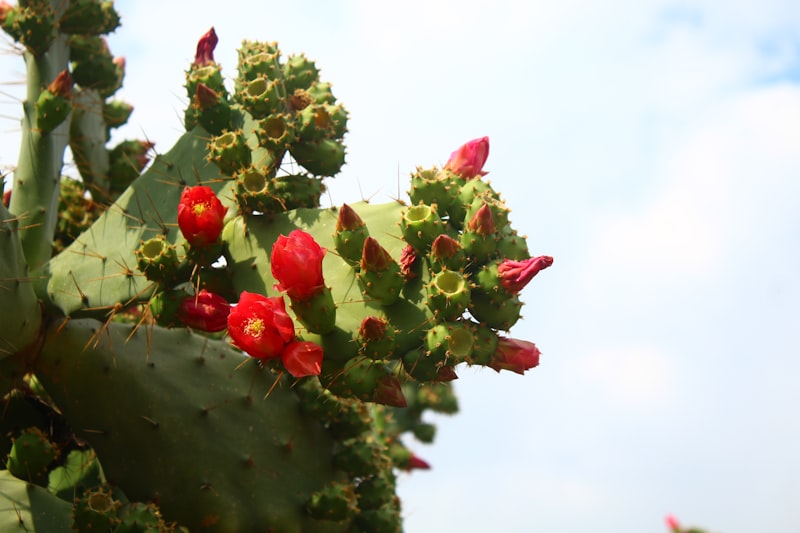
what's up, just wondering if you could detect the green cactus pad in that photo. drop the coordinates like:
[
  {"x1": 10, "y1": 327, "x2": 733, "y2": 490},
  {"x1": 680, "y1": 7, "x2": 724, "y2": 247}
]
[{"x1": 0, "y1": 470, "x2": 72, "y2": 532}]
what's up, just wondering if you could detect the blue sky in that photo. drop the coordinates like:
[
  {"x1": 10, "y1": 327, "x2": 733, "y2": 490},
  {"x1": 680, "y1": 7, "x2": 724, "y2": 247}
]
[{"x1": 3, "y1": 1, "x2": 800, "y2": 531}]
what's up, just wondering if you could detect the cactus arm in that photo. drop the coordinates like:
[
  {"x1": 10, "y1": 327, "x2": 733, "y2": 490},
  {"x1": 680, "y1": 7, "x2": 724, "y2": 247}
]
[
  {"x1": 69, "y1": 88, "x2": 111, "y2": 193},
  {"x1": 7, "y1": 21, "x2": 71, "y2": 271}
]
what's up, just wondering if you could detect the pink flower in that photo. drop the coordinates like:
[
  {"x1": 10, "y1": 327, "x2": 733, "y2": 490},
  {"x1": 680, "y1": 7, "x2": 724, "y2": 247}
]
[
  {"x1": 444, "y1": 137, "x2": 489, "y2": 178},
  {"x1": 498, "y1": 255, "x2": 554, "y2": 293},
  {"x1": 177, "y1": 185, "x2": 228, "y2": 248},
  {"x1": 281, "y1": 340, "x2": 324, "y2": 378},
  {"x1": 270, "y1": 230, "x2": 326, "y2": 300},
  {"x1": 177, "y1": 290, "x2": 230, "y2": 332},
  {"x1": 194, "y1": 27, "x2": 218, "y2": 67},
  {"x1": 665, "y1": 515, "x2": 681, "y2": 532},
  {"x1": 488, "y1": 337, "x2": 540, "y2": 375},
  {"x1": 227, "y1": 292, "x2": 295, "y2": 359}
]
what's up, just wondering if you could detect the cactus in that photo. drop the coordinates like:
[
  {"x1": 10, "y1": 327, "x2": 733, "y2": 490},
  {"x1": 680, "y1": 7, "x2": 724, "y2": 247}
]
[{"x1": 0, "y1": 4, "x2": 553, "y2": 532}]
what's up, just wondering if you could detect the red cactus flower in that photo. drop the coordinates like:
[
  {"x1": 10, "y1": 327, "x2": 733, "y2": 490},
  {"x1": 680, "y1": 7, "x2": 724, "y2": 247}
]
[
  {"x1": 227, "y1": 292, "x2": 295, "y2": 359},
  {"x1": 488, "y1": 337, "x2": 540, "y2": 375},
  {"x1": 498, "y1": 255, "x2": 554, "y2": 293},
  {"x1": 444, "y1": 137, "x2": 489, "y2": 178},
  {"x1": 271, "y1": 229, "x2": 326, "y2": 301},
  {"x1": 281, "y1": 340, "x2": 324, "y2": 377},
  {"x1": 194, "y1": 27, "x2": 218, "y2": 67},
  {"x1": 177, "y1": 290, "x2": 230, "y2": 332},
  {"x1": 177, "y1": 185, "x2": 228, "y2": 248}
]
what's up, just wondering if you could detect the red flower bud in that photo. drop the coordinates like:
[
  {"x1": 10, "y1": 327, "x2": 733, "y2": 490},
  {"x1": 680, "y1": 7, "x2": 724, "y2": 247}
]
[
  {"x1": 444, "y1": 137, "x2": 489, "y2": 178},
  {"x1": 270, "y1": 229, "x2": 326, "y2": 301},
  {"x1": 373, "y1": 375, "x2": 407, "y2": 408},
  {"x1": 194, "y1": 27, "x2": 218, "y2": 67},
  {"x1": 360, "y1": 237, "x2": 394, "y2": 272},
  {"x1": 488, "y1": 337, "x2": 540, "y2": 375},
  {"x1": 47, "y1": 70, "x2": 72, "y2": 98},
  {"x1": 177, "y1": 185, "x2": 228, "y2": 248},
  {"x1": 227, "y1": 292, "x2": 295, "y2": 359},
  {"x1": 281, "y1": 340, "x2": 324, "y2": 377},
  {"x1": 2, "y1": 189, "x2": 10, "y2": 208},
  {"x1": 358, "y1": 316, "x2": 388, "y2": 342},
  {"x1": 405, "y1": 453, "x2": 432, "y2": 471},
  {"x1": 335, "y1": 203, "x2": 365, "y2": 231},
  {"x1": 431, "y1": 234, "x2": 460, "y2": 260},
  {"x1": 436, "y1": 366, "x2": 458, "y2": 382},
  {"x1": 194, "y1": 82, "x2": 222, "y2": 110},
  {"x1": 497, "y1": 255, "x2": 554, "y2": 293},
  {"x1": 665, "y1": 515, "x2": 680, "y2": 532},
  {"x1": 177, "y1": 290, "x2": 230, "y2": 332},
  {"x1": 466, "y1": 203, "x2": 495, "y2": 236},
  {"x1": 399, "y1": 244, "x2": 418, "y2": 280}
]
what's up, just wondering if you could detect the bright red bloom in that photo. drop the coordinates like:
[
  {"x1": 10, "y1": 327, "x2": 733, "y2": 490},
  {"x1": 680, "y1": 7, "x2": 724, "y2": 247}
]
[
  {"x1": 270, "y1": 230, "x2": 326, "y2": 300},
  {"x1": 488, "y1": 337, "x2": 540, "y2": 375},
  {"x1": 498, "y1": 255, "x2": 554, "y2": 293},
  {"x1": 281, "y1": 340, "x2": 324, "y2": 377},
  {"x1": 194, "y1": 27, "x2": 218, "y2": 67},
  {"x1": 177, "y1": 185, "x2": 228, "y2": 248},
  {"x1": 177, "y1": 290, "x2": 230, "y2": 332},
  {"x1": 444, "y1": 137, "x2": 489, "y2": 178},
  {"x1": 227, "y1": 292, "x2": 295, "y2": 359}
]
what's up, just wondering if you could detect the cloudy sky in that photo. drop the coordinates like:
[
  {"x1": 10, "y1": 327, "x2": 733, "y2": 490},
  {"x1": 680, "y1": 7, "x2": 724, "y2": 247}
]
[{"x1": 3, "y1": 1, "x2": 800, "y2": 531}]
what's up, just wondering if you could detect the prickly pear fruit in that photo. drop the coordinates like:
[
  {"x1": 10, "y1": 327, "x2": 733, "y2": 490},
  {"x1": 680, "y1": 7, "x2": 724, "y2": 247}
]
[{"x1": 6, "y1": 426, "x2": 60, "y2": 486}]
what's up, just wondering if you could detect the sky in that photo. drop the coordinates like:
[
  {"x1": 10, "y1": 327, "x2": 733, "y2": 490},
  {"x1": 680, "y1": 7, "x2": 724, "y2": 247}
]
[{"x1": 2, "y1": 1, "x2": 800, "y2": 531}]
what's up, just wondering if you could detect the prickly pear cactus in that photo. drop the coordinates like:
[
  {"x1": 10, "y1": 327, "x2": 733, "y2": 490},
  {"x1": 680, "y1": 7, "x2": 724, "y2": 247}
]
[{"x1": 0, "y1": 2, "x2": 553, "y2": 532}]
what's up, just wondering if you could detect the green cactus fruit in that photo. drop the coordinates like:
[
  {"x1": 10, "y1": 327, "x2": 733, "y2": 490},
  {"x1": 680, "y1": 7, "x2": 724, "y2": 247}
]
[
  {"x1": 0, "y1": 470, "x2": 73, "y2": 531},
  {"x1": 333, "y1": 203, "x2": 369, "y2": 265},
  {"x1": 257, "y1": 114, "x2": 295, "y2": 151},
  {"x1": 146, "y1": 289, "x2": 183, "y2": 327},
  {"x1": 0, "y1": 201, "x2": 42, "y2": 358},
  {"x1": 53, "y1": 177, "x2": 98, "y2": 253},
  {"x1": 400, "y1": 204, "x2": 446, "y2": 252},
  {"x1": 115, "y1": 502, "x2": 169, "y2": 533},
  {"x1": 238, "y1": 76, "x2": 283, "y2": 118},
  {"x1": 189, "y1": 83, "x2": 232, "y2": 136},
  {"x1": 466, "y1": 193, "x2": 510, "y2": 230},
  {"x1": 4, "y1": 4, "x2": 55, "y2": 56},
  {"x1": 185, "y1": 63, "x2": 225, "y2": 99},
  {"x1": 290, "y1": 285, "x2": 336, "y2": 334},
  {"x1": 460, "y1": 202, "x2": 498, "y2": 262},
  {"x1": 34, "y1": 318, "x2": 355, "y2": 532},
  {"x1": 425, "y1": 322, "x2": 474, "y2": 365},
  {"x1": 296, "y1": 104, "x2": 347, "y2": 142},
  {"x1": 447, "y1": 175, "x2": 499, "y2": 226},
  {"x1": 468, "y1": 323, "x2": 499, "y2": 365},
  {"x1": 294, "y1": 377, "x2": 373, "y2": 440},
  {"x1": 6, "y1": 426, "x2": 60, "y2": 485},
  {"x1": 306, "y1": 481, "x2": 358, "y2": 522},
  {"x1": 472, "y1": 260, "x2": 507, "y2": 296},
  {"x1": 134, "y1": 236, "x2": 180, "y2": 284},
  {"x1": 35, "y1": 79, "x2": 72, "y2": 134},
  {"x1": 108, "y1": 139, "x2": 154, "y2": 192},
  {"x1": 207, "y1": 129, "x2": 251, "y2": 175},
  {"x1": 358, "y1": 316, "x2": 397, "y2": 360},
  {"x1": 412, "y1": 422, "x2": 437, "y2": 443},
  {"x1": 58, "y1": 0, "x2": 120, "y2": 35},
  {"x1": 72, "y1": 486, "x2": 122, "y2": 532},
  {"x1": 358, "y1": 237, "x2": 404, "y2": 306},
  {"x1": 411, "y1": 381, "x2": 459, "y2": 414},
  {"x1": 271, "y1": 173, "x2": 325, "y2": 210},
  {"x1": 429, "y1": 233, "x2": 465, "y2": 274},
  {"x1": 355, "y1": 471, "x2": 397, "y2": 511},
  {"x1": 469, "y1": 290, "x2": 523, "y2": 331},
  {"x1": 402, "y1": 347, "x2": 448, "y2": 382},
  {"x1": 290, "y1": 138, "x2": 346, "y2": 177},
  {"x1": 103, "y1": 100, "x2": 134, "y2": 130},
  {"x1": 326, "y1": 356, "x2": 406, "y2": 407},
  {"x1": 426, "y1": 269, "x2": 470, "y2": 321},
  {"x1": 307, "y1": 81, "x2": 336, "y2": 105},
  {"x1": 333, "y1": 437, "x2": 389, "y2": 477},
  {"x1": 408, "y1": 167, "x2": 455, "y2": 210},
  {"x1": 234, "y1": 165, "x2": 279, "y2": 213},
  {"x1": 354, "y1": 501, "x2": 402, "y2": 533},
  {"x1": 496, "y1": 226, "x2": 530, "y2": 260},
  {"x1": 72, "y1": 46, "x2": 123, "y2": 97},
  {"x1": 68, "y1": 34, "x2": 105, "y2": 62},
  {"x1": 284, "y1": 53, "x2": 320, "y2": 93},
  {"x1": 238, "y1": 49, "x2": 282, "y2": 82}
]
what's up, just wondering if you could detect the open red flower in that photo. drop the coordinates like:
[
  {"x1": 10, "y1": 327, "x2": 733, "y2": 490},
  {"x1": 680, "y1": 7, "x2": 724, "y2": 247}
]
[
  {"x1": 488, "y1": 337, "x2": 540, "y2": 375},
  {"x1": 227, "y1": 292, "x2": 295, "y2": 359},
  {"x1": 177, "y1": 185, "x2": 227, "y2": 248},
  {"x1": 444, "y1": 137, "x2": 489, "y2": 178},
  {"x1": 270, "y1": 229, "x2": 326, "y2": 300},
  {"x1": 177, "y1": 289, "x2": 230, "y2": 332},
  {"x1": 281, "y1": 340, "x2": 324, "y2": 377},
  {"x1": 498, "y1": 255, "x2": 554, "y2": 293}
]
